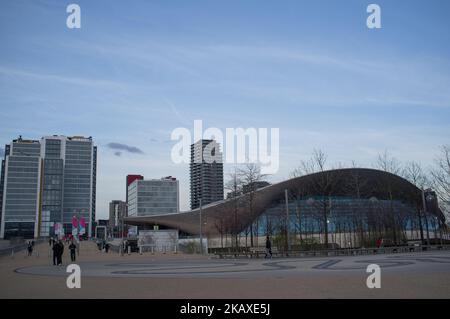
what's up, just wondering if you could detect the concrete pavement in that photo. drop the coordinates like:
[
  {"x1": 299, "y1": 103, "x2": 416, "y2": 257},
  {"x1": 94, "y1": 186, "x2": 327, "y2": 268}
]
[{"x1": 1, "y1": 241, "x2": 449, "y2": 298}]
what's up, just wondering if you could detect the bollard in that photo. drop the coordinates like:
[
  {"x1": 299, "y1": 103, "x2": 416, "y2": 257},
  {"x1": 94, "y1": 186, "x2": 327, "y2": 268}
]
[
  {"x1": 174, "y1": 245, "x2": 178, "y2": 254},
  {"x1": 151, "y1": 246, "x2": 154, "y2": 255},
  {"x1": 163, "y1": 246, "x2": 166, "y2": 254},
  {"x1": 128, "y1": 246, "x2": 131, "y2": 255},
  {"x1": 139, "y1": 246, "x2": 142, "y2": 255},
  {"x1": 11, "y1": 249, "x2": 14, "y2": 259}
]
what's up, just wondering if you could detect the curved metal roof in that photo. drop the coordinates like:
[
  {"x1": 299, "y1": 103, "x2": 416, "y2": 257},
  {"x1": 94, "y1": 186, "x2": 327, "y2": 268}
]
[{"x1": 124, "y1": 168, "x2": 442, "y2": 235}]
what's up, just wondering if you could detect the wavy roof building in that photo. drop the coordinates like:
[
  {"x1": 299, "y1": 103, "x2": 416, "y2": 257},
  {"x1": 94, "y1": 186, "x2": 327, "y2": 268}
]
[{"x1": 125, "y1": 168, "x2": 445, "y2": 247}]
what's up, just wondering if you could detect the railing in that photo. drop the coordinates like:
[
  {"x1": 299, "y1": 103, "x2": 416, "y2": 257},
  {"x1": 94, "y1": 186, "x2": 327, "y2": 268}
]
[
  {"x1": 0, "y1": 239, "x2": 46, "y2": 257},
  {"x1": 210, "y1": 244, "x2": 450, "y2": 259}
]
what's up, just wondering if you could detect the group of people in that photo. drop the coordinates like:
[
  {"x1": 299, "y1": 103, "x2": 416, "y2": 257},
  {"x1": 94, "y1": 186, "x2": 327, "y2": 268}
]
[
  {"x1": 49, "y1": 237, "x2": 78, "y2": 265},
  {"x1": 97, "y1": 240, "x2": 110, "y2": 253}
]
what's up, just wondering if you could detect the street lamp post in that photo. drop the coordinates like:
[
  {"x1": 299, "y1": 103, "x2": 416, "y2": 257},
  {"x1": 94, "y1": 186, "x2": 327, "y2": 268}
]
[
  {"x1": 120, "y1": 204, "x2": 127, "y2": 256},
  {"x1": 199, "y1": 199, "x2": 203, "y2": 255},
  {"x1": 421, "y1": 189, "x2": 431, "y2": 246},
  {"x1": 285, "y1": 189, "x2": 290, "y2": 253}
]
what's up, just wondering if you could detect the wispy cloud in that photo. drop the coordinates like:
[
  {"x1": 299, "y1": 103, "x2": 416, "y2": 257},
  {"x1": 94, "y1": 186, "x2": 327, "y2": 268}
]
[
  {"x1": 163, "y1": 98, "x2": 192, "y2": 126},
  {"x1": 106, "y1": 142, "x2": 144, "y2": 155},
  {"x1": 0, "y1": 66, "x2": 124, "y2": 89}
]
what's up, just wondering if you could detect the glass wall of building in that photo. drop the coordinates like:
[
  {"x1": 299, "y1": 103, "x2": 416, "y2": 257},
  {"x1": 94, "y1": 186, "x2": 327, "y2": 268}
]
[{"x1": 250, "y1": 196, "x2": 424, "y2": 248}]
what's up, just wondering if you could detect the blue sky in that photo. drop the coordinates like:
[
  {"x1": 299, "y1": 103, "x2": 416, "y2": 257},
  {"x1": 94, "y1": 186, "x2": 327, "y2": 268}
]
[{"x1": 1, "y1": 0, "x2": 449, "y2": 217}]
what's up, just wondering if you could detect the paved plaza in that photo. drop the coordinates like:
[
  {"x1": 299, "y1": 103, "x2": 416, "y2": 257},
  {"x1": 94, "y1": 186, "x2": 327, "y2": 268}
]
[{"x1": 1, "y1": 242, "x2": 449, "y2": 298}]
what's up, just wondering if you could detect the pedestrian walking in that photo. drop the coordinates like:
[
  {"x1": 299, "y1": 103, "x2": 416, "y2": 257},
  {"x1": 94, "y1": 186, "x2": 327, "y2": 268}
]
[
  {"x1": 52, "y1": 240, "x2": 58, "y2": 265},
  {"x1": 27, "y1": 241, "x2": 33, "y2": 256},
  {"x1": 69, "y1": 241, "x2": 77, "y2": 262},
  {"x1": 57, "y1": 240, "x2": 64, "y2": 265},
  {"x1": 265, "y1": 236, "x2": 272, "y2": 259}
]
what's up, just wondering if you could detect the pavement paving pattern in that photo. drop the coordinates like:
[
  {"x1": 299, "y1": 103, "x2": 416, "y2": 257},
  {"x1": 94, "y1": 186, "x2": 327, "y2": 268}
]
[{"x1": 1, "y1": 242, "x2": 450, "y2": 298}]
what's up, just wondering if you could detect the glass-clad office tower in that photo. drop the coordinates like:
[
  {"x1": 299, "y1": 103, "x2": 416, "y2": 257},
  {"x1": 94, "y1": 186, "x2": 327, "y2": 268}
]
[
  {"x1": 0, "y1": 137, "x2": 41, "y2": 239},
  {"x1": 0, "y1": 135, "x2": 97, "y2": 239}
]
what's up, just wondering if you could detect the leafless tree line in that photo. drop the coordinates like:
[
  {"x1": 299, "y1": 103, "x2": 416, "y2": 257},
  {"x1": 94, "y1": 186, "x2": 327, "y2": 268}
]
[{"x1": 214, "y1": 146, "x2": 449, "y2": 250}]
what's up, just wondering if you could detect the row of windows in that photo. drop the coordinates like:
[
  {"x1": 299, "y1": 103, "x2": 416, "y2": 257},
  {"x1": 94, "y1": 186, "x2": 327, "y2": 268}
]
[
  {"x1": 64, "y1": 201, "x2": 90, "y2": 206},
  {"x1": 7, "y1": 179, "x2": 39, "y2": 185},
  {"x1": 43, "y1": 170, "x2": 63, "y2": 175},
  {"x1": 138, "y1": 201, "x2": 177, "y2": 207},
  {"x1": 137, "y1": 186, "x2": 178, "y2": 192},
  {"x1": 63, "y1": 183, "x2": 91, "y2": 189},
  {"x1": 64, "y1": 177, "x2": 91, "y2": 182},
  {"x1": 44, "y1": 177, "x2": 63, "y2": 184},
  {"x1": 43, "y1": 194, "x2": 62, "y2": 201},
  {"x1": 64, "y1": 168, "x2": 91, "y2": 174},
  {"x1": 6, "y1": 174, "x2": 39, "y2": 181},
  {"x1": 42, "y1": 201, "x2": 62, "y2": 206},
  {"x1": 63, "y1": 189, "x2": 91, "y2": 195},
  {"x1": 5, "y1": 211, "x2": 37, "y2": 217},
  {"x1": 65, "y1": 161, "x2": 92, "y2": 166},
  {"x1": 137, "y1": 208, "x2": 177, "y2": 214},
  {"x1": 7, "y1": 161, "x2": 39, "y2": 167},
  {"x1": 5, "y1": 194, "x2": 37, "y2": 200},
  {"x1": 138, "y1": 191, "x2": 178, "y2": 197},
  {"x1": 5, "y1": 200, "x2": 37, "y2": 206},
  {"x1": 4, "y1": 188, "x2": 39, "y2": 194},
  {"x1": 7, "y1": 167, "x2": 39, "y2": 173}
]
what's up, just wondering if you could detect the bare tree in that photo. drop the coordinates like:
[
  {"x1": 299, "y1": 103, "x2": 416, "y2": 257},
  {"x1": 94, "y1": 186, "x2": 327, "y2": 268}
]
[
  {"x1": 291, "y1": 149, "x2": 341, "y2": 248},
  {"x1": 291, "y1": 149, "x2": 327, "y2": 177},
  {"x1": 373, "y1": 150, "x2": 403, "y2": 244},
  {"x1": 403, "y1": 161, "x2": 431, "y2": 243},
  {"x1": 403, "y1": 161, "x2": 430, "y2": 188},
  {"x1": 431, "y1": 145, "x2": 450, "y2": 222},
  {"x1": 224, "y1": 167, "x2": 244, "y2": 248},
  {"x1": 375, "y1": 150, "x2": 402, "y2": 175},
  {"x1": 237, "y1": 163, "x2": 268, "y2": 247}
]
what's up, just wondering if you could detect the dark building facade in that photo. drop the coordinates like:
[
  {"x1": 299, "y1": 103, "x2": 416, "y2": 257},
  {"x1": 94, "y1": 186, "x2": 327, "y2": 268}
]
[{"x1": 190, "y1": 139, "x2": 224, "y2": 209}]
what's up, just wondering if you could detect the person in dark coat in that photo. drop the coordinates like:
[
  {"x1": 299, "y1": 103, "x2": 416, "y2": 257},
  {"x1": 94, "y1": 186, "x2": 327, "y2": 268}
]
[
  {"x1": 56, "y1": 240, "x2": 64, "y2": 265},
  {"x1": 52, "y1": 241, "x2": 59, "y2": 265},
  {"x1": 265, "y1": 236, "x2": 272, "y2": 259},
  {"x1": 27, "y1": 241, "x2": 33, "y2": 256},
  {"x1": 69, "y1": 241, "x2": 77, "y2": 262}
]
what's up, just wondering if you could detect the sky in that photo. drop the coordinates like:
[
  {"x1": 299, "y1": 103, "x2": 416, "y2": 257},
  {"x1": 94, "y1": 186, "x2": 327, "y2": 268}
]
[{"x1": 0, "y1": 0, "x2": 449, "y2": 218}]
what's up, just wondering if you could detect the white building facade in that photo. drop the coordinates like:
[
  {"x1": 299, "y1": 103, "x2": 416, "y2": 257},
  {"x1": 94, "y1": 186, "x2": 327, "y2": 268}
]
[{"x1": 127, "y1": 177, "x2": 179, "y2": 217}]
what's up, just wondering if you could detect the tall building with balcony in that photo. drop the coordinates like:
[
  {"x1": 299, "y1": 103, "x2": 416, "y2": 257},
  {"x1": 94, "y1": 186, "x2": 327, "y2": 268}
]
[
  {"x1": 0, "y1": 135, "x2": 97, "y2": 239},
  {"x1": 127, "y1": 176, "x2": 179, "y2": 217},
  {"x1": 190, "y1": 139, "x2": 224, "y2": 209}
]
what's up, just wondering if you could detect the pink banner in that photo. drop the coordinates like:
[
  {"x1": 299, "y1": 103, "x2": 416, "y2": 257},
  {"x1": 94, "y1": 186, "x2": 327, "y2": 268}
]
[
  {"x1": 79, "y1": 216, "x2": 86, "y2": 235},
  {"x1": 72, "y1": 216, "x2": 78, "y2": 228}
]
